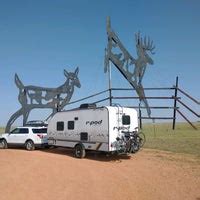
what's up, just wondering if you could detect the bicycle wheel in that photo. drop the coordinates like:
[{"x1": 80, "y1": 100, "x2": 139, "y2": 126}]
[{"x1": 138, "y1": 132, "x2": 146, "y2": 147}]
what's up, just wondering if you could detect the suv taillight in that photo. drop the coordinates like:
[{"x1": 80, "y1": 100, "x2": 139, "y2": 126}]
[{"x1": 37, "y1": 134, "x2": 44, "y2": 139}]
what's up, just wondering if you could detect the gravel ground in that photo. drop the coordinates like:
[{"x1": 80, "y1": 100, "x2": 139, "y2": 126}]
[{"x1": 0, "y1": 148, "x2": 199, "y2": 200}]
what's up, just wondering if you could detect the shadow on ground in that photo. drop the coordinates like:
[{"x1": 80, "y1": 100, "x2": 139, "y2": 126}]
[
  {"x1": 40, "y1": 147, "x2": 133, "y2": 162},
  {"x1": 2, "y1": 146, "x2": 134, "y2": 162}
]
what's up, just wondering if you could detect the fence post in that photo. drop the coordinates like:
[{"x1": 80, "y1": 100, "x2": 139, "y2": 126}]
[
  {"x1": 139, "y1": 102, "x2": 142, "y2": 129},
  {"x1": 172, "y1": 76, "x2": 179, "y2": 130}
]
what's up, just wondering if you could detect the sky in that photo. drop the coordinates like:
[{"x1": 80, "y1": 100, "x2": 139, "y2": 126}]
[{"x1": 0, "y1": 0, "x2": 199, "y2": 126}]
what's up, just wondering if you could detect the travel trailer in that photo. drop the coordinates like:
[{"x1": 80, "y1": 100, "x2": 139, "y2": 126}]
[{"x1": 47, "y1": 104, "x2": 145, "y2": 158}]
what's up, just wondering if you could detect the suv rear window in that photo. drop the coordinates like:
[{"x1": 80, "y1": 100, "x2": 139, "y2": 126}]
[{"x1": 32, "y1": 128, "x2": 47, "y2": 134}]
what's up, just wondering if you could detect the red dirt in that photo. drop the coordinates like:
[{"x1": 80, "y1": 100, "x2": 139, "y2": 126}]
[{"x1": 0, "y1": 148, "x2": 199, "y2": 200}]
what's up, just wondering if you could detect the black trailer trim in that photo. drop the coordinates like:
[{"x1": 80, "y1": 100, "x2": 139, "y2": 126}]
[
  {"x1": 96, "y1": 143, "x2": 103, "y2": 150},
  {"x1": 52, "y1": 138, "x2": 97, "y2": 144},
  {"x1": 49, "y1": 138, "x2": 108, "y2": 150}
]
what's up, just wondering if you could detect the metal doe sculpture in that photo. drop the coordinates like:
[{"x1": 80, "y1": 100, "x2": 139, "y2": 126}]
[
  {"x1": 5, "y1": 67, "x2": 81, "y2": 133},
  {"x1": 104, "y1": 17, "x2": 155, "y2": 116}
]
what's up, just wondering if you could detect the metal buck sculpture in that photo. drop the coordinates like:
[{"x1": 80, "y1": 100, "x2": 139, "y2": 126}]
[
  {"x1": 5, "y1": 67, "x2": 81, "y2": 132},
  {"x1": 104, "y1": 17, "x2": 155, "y2": 116}
]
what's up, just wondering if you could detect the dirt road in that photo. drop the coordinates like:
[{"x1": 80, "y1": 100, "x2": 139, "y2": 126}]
[{"x1": 0, "y1": 148, "x2": 199, "y2": 200}]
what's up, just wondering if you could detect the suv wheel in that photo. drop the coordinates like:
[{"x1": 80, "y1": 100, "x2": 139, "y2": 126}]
[
  {"x1": 0, "y1": 139, "x2": 8, "y2": 149},
  {"x1": 25, "y1": 140, "x2": 35, "y2": 151}
]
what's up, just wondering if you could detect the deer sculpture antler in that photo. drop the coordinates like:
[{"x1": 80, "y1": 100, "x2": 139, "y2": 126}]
[
  {"x1": 104, "y1": 17, "x2": 155, "y2": 117},
  {"x1": 135, "y1": 32, "x2": 155, "y2": 54}
]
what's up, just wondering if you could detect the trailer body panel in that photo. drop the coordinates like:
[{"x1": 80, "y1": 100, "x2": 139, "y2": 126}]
[{"x1": 47, "y1": 106, "x2": 138, "y2": 152}]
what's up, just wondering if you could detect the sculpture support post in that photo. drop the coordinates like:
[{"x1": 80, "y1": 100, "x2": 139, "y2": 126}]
[
  {"x1": 108, "y1": 61, "x2": 112, "y2": 106},
  {"x1": 56, "y1": 94, "x2": 60, "y2": 112}
]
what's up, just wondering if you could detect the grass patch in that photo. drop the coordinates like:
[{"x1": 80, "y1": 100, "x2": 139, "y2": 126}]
[
  {"x1": 0, "y1": 127, "x2": 5, "y2": 134},
  {"x1": 143, "y1": 122, "x2": 200, "y2": 157}
]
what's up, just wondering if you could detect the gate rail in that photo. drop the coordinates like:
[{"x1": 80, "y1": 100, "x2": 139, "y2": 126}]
[{"x1": 59, "y1": 77, "x2": 199, "y2": 130}]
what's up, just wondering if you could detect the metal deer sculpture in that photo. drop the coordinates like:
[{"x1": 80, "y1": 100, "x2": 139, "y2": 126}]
[
  {"x1": 5, "y1": 67, "x2": 81, "y2": 132},
  {"x1": 104, "y1": 17, "x2": 155, "y2": 116}
]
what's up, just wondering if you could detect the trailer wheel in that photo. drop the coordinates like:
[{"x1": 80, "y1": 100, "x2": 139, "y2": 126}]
[{"x1": 74, "y1": 144, "x2": 86, "y2": 158}]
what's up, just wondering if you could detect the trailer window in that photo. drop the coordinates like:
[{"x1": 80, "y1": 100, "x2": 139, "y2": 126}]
[
  {"x1": 68, "y1": 121, "x2": 74, "y2": 130},
  {"x1": 122, "y1": 115, "x2": 130, "y2": 125},
  {"x1": 57, "y1": 121, "x2": 64, "y2": 131},
  {"x1": 80, "y1": 132, "x2": 88, "y2": 141}
]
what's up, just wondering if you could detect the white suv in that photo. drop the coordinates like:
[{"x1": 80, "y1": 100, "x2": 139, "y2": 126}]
[{"x1": 0, "y1": 126, "x2": 48, "y2": 151}]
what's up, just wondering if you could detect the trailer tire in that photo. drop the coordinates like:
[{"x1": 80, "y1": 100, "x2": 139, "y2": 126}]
[{"x1": 74, "y1": 144, "x2": 86, "y2": 158}]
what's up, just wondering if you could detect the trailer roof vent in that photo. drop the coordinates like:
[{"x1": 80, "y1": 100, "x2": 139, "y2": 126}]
[{"x1": 80, "y1": 103, "x2": 96, "y2": 109}]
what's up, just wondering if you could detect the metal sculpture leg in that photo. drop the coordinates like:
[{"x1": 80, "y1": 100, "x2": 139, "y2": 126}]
[
  {"x1": 5, "y1": 108, "x2": 24, "y2": 132},
  {"x1": 23, "y1": 109, "x2": 30, "y2": 126}
]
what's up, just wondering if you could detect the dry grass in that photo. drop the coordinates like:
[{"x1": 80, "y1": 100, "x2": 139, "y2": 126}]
[
  {"x1": 143, "y1": 122, "x2": 200, "y2": 157},
  {"x1": 0, "y1": 127, "x2": 5, "y2": 134}
]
